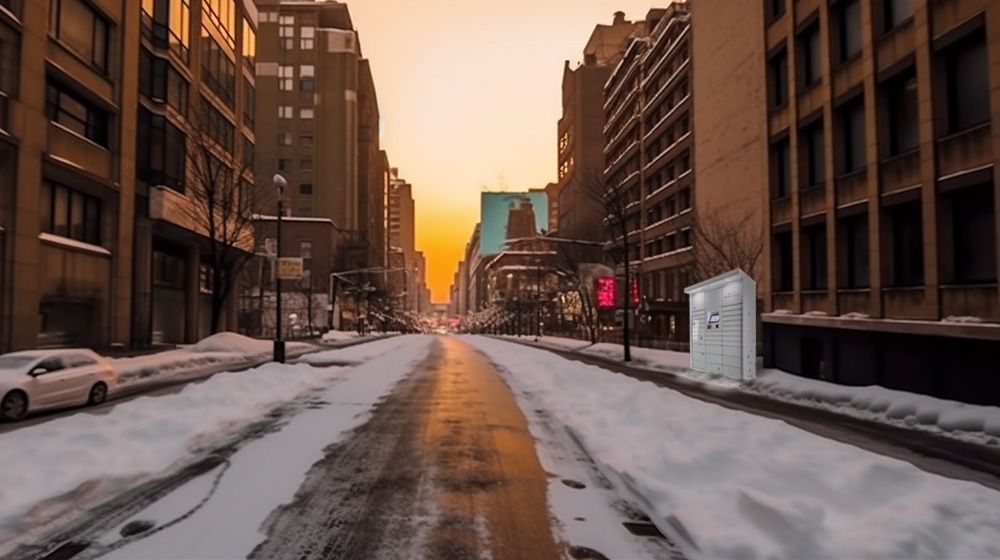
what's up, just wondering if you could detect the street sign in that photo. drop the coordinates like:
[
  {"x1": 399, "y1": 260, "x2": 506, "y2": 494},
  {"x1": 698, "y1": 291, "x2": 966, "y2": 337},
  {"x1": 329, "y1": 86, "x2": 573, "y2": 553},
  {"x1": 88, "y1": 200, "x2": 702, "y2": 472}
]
[{"x1": 277, "y1": 257, "x2": 304, "y2": 280}]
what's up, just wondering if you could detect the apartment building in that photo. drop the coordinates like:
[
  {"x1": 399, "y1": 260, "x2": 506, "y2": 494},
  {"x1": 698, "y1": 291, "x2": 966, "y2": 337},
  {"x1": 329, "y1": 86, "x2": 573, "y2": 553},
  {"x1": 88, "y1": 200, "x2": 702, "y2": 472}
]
[
  {"x1": 751, "y1": 0, "x2": 1000, "y2": 404},
  {"x1": 134, "y1": 0, "x2": 258, "y2": 345},
  {"x1": 0, "y1": 0, "x2": 255, "y2": 350},
  {"x1": 388, "y1": 170, "x2": 417, "y2": 311},
  {"x1": 603, "y1": 3, "x2": 694, "y2": 349},
  {"x1": 556, "y1": 11, "x2": 642, "y2": 241}
]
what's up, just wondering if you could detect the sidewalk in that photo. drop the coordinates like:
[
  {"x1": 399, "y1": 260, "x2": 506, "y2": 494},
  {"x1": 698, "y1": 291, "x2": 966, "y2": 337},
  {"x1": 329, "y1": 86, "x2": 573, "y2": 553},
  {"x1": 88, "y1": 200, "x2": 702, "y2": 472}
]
[{"x1": 496, "y1": 335, "x2": 1000, "y2": 487}]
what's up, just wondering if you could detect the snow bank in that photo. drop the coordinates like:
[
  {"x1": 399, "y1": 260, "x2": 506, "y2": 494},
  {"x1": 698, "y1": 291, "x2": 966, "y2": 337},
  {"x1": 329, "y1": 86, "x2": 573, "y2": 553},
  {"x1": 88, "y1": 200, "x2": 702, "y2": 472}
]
[
  {"x1": 465, "y1": 336, "x2": 1000, "y2": 560},
  {"x1": 751, "y1": 368, "x2": 1000, "y2": 438},
  {"x1": 320, "y1": 330, "x2": 362, "y2": 342},
  {"x1": 299, "y1": 335, "x2": 412, "y2": 365},
  {"x1": 113, "y1": 333, "x2": 312, "y2": 388},
  {"x1": 0, "y1": 360, "x2": 339, "y2": 534}
]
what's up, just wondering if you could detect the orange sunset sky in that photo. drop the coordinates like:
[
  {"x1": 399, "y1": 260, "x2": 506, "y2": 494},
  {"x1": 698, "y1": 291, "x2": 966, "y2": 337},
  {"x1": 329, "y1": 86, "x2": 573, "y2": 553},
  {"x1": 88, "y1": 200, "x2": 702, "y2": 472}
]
[{"x1": 346, "y1": 1, "x2": 666, "y2": 303}]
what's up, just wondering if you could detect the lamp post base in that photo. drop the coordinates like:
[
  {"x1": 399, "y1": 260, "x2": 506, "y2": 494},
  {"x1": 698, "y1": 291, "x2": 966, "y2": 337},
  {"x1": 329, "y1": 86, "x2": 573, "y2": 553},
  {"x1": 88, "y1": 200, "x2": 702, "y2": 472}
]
[{"x1": 273, "y1": 340, "x2": 286, "y2": 363}]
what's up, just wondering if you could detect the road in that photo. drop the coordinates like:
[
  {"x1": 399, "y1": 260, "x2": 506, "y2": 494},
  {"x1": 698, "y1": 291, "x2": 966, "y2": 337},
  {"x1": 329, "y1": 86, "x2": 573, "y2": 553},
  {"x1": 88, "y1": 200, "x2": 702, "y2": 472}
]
[{"x1": 11, "y1": 336, "x2": 670, "y2": 560}]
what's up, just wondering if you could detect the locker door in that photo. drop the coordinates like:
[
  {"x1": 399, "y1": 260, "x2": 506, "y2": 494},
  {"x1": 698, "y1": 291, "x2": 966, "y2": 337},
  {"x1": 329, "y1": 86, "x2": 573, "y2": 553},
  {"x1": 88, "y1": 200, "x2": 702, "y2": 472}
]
[{"x1": 705, "y1": 288, "x2": 723, "y2": 375}]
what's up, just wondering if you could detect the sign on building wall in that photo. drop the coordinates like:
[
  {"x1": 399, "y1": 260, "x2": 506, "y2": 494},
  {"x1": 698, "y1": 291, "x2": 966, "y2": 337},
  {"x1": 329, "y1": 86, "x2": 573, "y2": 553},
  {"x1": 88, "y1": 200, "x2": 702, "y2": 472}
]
[
  {"x1": 596, "y1": 277, "x2": 616, "y2": 309},
  {"x1": 277, "y1": 257, "x2": 304, "y2": 280}
]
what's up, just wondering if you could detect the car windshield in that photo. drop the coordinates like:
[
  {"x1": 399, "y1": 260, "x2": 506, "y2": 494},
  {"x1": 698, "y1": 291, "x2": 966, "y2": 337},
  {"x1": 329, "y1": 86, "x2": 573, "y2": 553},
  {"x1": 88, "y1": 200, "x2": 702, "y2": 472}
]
[{"x1": 0, "y1": 356, "x2": 37, "y2": 371}]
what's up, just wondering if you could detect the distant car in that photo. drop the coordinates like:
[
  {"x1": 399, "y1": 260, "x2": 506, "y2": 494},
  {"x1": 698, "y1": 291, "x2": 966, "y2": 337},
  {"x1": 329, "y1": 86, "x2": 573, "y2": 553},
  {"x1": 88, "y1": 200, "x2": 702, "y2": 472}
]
[{"x1": 0, "y1": 349, "x2": 118, "y2": 421}]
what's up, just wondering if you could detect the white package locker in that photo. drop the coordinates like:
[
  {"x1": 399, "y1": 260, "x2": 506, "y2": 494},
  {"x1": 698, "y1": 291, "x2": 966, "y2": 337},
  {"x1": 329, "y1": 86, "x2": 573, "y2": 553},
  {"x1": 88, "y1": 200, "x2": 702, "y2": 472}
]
[{"x1": 684, "y1": 269, "x2": 756, "y2": 381}]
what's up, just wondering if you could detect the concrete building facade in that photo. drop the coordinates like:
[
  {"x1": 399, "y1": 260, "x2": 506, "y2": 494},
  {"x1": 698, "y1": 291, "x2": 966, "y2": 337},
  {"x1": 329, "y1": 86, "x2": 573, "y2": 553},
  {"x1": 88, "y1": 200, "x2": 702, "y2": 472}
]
[
  {"x1": 603, "y1": 3, "x2": 694, "y2": 350},
  {"x1": 556, "y1": 12, "x2": 642, "y2": 241},
  {"x1": 700, "y1": 0, "x2": 1000, "y2": 405},
  {"x1": 0, "y1": 0, "x2": 256, "y2": 351}
]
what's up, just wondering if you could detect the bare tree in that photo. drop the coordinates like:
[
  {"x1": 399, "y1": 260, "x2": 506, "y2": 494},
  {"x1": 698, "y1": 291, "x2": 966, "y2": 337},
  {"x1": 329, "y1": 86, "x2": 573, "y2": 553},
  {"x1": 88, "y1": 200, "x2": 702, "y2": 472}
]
[
  {"x1": 182, "y1": 103, "x2": 261, "y2": 334},
  {"x1": 693, "y1": 207, "x2": 764, "y2": 282},
  {"x1": 551, "y1": 239, "x2": 606, "y2": 343}
]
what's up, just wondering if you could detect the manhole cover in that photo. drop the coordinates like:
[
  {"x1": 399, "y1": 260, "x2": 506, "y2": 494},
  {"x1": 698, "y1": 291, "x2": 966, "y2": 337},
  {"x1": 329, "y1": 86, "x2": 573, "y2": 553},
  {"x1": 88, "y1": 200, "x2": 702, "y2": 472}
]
[
  {"x1": 120, "y1": 519, "x2": 156, "y2": 537},
  {"x1": 623, "y1": 521, "x2": 666, "y2": 538}
]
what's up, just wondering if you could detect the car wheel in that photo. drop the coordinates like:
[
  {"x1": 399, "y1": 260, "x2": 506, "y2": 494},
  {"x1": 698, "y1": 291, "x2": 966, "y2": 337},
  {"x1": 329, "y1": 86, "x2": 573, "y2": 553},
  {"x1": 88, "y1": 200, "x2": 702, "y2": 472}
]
[
  {"x1": 88, "y1": 382, "x2": 108, "y2": 406},
  {"x1": 1, "y1": 390, "x2": 28, "y2": 421}
]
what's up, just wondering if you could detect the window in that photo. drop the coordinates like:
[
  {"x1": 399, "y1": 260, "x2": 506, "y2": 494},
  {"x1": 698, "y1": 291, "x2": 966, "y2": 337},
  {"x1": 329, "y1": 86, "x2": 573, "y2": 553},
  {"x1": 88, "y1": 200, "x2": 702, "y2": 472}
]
[
  {"x1": 300, "y1": 107, "x2": 314, "y2": 119},
  {"x1": 944, "y1": 184, "x2": 996, "y2": 284},
  {"x1": 142, "y1": 0, "x2": 190, "y2": 61},
  {"x1": 46, "y1": 81, "x2": 109, "y2": 147},
  {"x1": 153, "y1": 250, "x2": 185, "y2": 289},
  {"x1": 300, "y1": 65, "x2": 314, "y2": 78},
  {"x1": 678, "y1": 188, "x2": 691, "y2": 210},
  {"x1": 768, "y1": 0, "x2": 786, "y2": 23},
  {"x1": 802, "y1": 223, "x2": 827, "y2": 290},
  {"x1": 300, "y1": 26, "x2": 314, "y2": 49},
  {"x1": 278, "y1": 105, "x2": 292, "y2": 119},
  {"x1": 801, "y1": 121, "x2": 825, "y2": 187},
  {"x1": 50, "y1": 0, "x2": 109, "y2": 73},
  {"x1": 773, "y1": 230, "x2": 793, "y2": 292},
  {"x1": 138, "y1": 107, "x2": 186, "y2": 190},
  {"x1": 885, "y1": 201, "x2": 923, "y2": 287},
  {"x1": 299, "y1": 158, "x2": 312, "y2": 171},
  {"x1": 835, "y1": 0, "x2": 861, "y2": 63},
  {"x1": 838, "y1": 213, "x2": 869, "y2": 288},
  {"x1": 279, "y1": 65, "x2": 293, "y2": 91},
  {"x1": 199, "y1": 263, "x2": 213, "y2": 293},
  {"x1": 39, "y1": 180, "x2": 102, "y2": 244},
  {"x1": 300, "y1": 78, "x2": 314, "y2": 92},
  {"x1": 883, "y1": 0, "x2": 913, "y2": 33},
  {"x1": 0, "y1": 18, "x2": 20, "y2": 99},
  {"x1": 771, "y1": 137, "x2": 791, "y2": 198},
  {"x1": 241, "y1": 18, "x2": 256, "y2": 69},
  {"x1": 799, "y1": 23, "x2": 822, "y2": 88},
  {"x1": 277, "y1": 158, "x2": 291, "y2": 171},
  {"x1": 242, "y1": 78, "x2": 254, "y2": 126},
  {"x1": 837, "y1": 98, "x2": 865, "y2": 174},
  {"x1": 201, "y1": 98, "x2": 234, "y2": 153},
  {"x1": 944, "y1": 30, "x2": 989, "y2": 134},
  {"x1": 300, "y1": 134, "x2": 313, "y2": 147},
  {"x1": 277, "y1": 133, "x2": 291, "y2": 148},
  {"x1": 140, "y1": 49, "x2": 189, "y2": 115},
  {"x1": 299, "y1": 241, "x2": 312, "y2": 259},
  {"x1": 884, "y1": 71, "x2": 918, "y2": 156},
  {"x1": 769, "y1": 48, "x2": 788, "y2": 109},
  {"x1": 299, "y1": 182, "x2": 312, "y2": 195},
  {"x1": 201, "y1": 30, "x2": 235, "y2": 107},
  {"x1": 202, "y1": 0, "x2": 235, "y2": 46}
]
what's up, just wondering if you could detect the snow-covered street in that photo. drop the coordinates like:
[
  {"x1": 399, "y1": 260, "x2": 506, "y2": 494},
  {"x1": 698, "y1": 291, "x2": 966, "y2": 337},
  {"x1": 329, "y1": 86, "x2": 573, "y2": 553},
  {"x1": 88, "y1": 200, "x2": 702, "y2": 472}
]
[{"x1": 4, "y1": 335, "x2": 1000, "y2": 559}]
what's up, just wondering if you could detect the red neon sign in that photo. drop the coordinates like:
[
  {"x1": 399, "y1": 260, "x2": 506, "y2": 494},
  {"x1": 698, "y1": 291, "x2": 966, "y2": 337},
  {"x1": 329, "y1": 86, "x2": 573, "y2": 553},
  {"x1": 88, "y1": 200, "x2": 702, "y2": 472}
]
[{"x1": 596, "y1": 277, "x2": 616, "y2": 309}]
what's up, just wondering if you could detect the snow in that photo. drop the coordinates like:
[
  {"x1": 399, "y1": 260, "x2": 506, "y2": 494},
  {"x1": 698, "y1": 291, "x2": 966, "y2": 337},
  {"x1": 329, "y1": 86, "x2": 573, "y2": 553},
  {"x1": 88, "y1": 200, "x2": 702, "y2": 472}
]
[
  {"x1": 517, "y1": 335, "x2": 1000, "y2": 444},
  {"x1": 112, "y1": 332, "x2": 312, "y2": 389},
  {"x1": 465, "y1": 336, "x2": 1000, "y2": 560},
  {"x1": 0, "y1": 335, "x2": 427, "y2": 555},
  {"x1": 320, "y1": 329, "x2": 363, "y2": 342},
  {"x1": 751, "y1": 368, "x2": 1000, "y2": 439},
  {"x1": 98, "y1": 335, "x2": 432, "y2": 559},
  {"x1": 38, "y1": 232, "x2": 112, "y2": 256}
]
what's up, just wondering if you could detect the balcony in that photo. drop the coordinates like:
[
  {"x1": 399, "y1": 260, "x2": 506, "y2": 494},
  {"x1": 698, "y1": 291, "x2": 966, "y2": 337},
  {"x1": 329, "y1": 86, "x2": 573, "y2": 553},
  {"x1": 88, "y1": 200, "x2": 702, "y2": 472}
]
[
  {"x1": 47, "y1": 122, "x2": 112, "y2": 181},
  {"x1": 878, "y1": 149, "x2": 921, "y2": 194},
  {"x1": 835, "y1": 168, "x2": 868, "y2": 206},
  {"x1": 799, "y1": 185, "x2": 826, "y2": 217},
  {"x1": 941, "y1": 284, "x2": 1000, "y2": 322},
  {"x1": 936, "y1": 122, "x2": 992, "y2": 180},
  {"x1": 770, "y1": 196, "x2": 792, "y2": 225}
]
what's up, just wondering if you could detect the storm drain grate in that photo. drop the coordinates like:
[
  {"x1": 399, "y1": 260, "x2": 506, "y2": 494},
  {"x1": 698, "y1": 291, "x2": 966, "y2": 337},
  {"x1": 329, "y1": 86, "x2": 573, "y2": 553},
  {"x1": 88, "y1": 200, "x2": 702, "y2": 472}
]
[
  {"x1": 623, "y1": 521, "x2": 666, "y2": 538},
  {"x1": 40, "y1": 541, "x2": 90, "y2": 560}
]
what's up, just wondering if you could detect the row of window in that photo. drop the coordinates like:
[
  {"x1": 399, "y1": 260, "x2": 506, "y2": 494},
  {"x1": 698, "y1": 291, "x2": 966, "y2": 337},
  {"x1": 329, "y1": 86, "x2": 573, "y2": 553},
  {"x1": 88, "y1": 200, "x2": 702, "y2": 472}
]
[
  {"x1": 140, "y1": 48, "x2": 189, "y2": 115},
  {"x1": 642, "y1": 267, "x2": 691, "y2": 303},
  {"x1": 46, "y1": 80, "x2": 108, "y2": 146},
  {"x1": 772, "y1": 184, "x2": 996, "y2": 293},
  {"x1": 767, "y1": 0, "x2": 913, "y2": 38},
  {"x1": 201, "y1": 97, "x2": 234, "y2": 153},
  {"x1": 645, "y1": 116, "x2": 689, "y2": 165},
  {"x1": 142, "y1": 0, "x2": 191, "y2": 62},
  {"x1": 645, "y1": 189, "x2": 692, "y2": 225},
  {"x1": 277, "y1": 132, "x2": 314, "y2": 147},
  {"x1": 278, "y1": 64, "x2": 315, "y2": 92},
  {"x1": 278, "y1": 105, "x2": 314, "y2": 119},
  {"x1": 201, "y1": 29, "x2": 235, "y2": 107},
  {"x1": 138, "y1": 107, "x2": 186, "y2": 190},
  {"x1": 644, "y1": 228, "x2": 692, "y2": 259},
  {"x1": 276, "y1": 158, "x2": 313, "y2": 174}
]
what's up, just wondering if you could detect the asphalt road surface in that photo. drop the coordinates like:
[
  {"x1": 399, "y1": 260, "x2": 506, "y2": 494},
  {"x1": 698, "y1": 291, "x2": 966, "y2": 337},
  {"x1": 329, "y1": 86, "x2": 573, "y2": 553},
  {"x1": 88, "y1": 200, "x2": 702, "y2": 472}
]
[{"x1": 250, "y1": 336, "x2": 561, "y2": 559}]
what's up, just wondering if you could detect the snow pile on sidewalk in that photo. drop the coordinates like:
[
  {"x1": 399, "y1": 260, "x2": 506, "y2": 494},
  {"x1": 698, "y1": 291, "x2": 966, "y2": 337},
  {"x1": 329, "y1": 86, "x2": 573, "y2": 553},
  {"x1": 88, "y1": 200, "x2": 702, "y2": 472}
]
[
  {"x1": 0, "y1": 361, "x2": 339, "y2": 536},
  {"x1": 299, "y1": 335, "x2": 411, "y2": 365},
  {"x1": 751, "y1": 368, "x2": 1000, "y2": 439},
  {"x1": 465, "y1": 336, "x2": 1000, "y2": 560},
  {"x1": 320, "y1": 330, "x2": 363, "y2": 343},
  {"x1": 114, "y1": 332, "x2": 312, "y2": 388}
]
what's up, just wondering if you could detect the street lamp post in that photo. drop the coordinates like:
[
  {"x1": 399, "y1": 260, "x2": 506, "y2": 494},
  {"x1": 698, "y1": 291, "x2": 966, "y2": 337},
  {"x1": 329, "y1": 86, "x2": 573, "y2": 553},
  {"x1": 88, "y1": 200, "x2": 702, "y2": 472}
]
[
  {"x1": 273, "y1": 173, "x2": 287, "y2": 363},
  {"x1": 534, "y1": 257, "x2": 541, "y2": 341}
]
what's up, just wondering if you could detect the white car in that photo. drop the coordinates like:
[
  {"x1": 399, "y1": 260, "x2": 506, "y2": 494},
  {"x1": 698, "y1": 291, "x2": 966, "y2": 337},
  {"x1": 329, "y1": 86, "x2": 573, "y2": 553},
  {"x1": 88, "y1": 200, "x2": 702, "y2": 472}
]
[{"x1": 0, "y1": 349, "x2": 118, "y2": 421}]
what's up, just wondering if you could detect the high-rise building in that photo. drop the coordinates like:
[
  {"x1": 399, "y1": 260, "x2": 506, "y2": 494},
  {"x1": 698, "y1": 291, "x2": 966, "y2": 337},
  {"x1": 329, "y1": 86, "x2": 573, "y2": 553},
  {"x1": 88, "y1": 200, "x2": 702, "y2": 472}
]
[
  {"x1": 603, "y1": 3, "x2": 694, "y2": 349},
  {"x1": 0, "y1": 0, "x2": 257, "y2": 351},
  {"x1": 505, "y1": 198, "x2": 538, "y2": 241},
  {"x1": 556, "y1": 12, "x2": 642, "y2": 241},
  {"x1": 388, "y1": 169, "x2": 417, "y2": 311},
  {"x1": 696, "y1": 0, "x2": 1000, "y2": 405}
]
